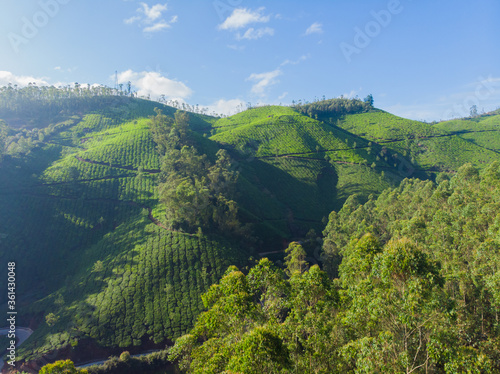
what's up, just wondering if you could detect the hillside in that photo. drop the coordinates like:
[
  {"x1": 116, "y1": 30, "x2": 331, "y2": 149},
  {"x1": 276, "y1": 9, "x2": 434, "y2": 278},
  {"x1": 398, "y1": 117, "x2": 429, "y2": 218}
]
[
  {"x1": 0, "y1": 96, "x2": 247, "y2": 368},
  {"x1": 0, "y1": 95, "x2": 393, "y2": 369},
  {"x1": 169, "y1": 162, "x2": 500, "y2": 373},
  {"x1": 209, "y1": 105, "x2": 401, "y2": 244},
  {"x1": 335, "y1": 110, "x2": 500, "y2": 173},
  {"x1": 434, "y1": 110, "x2": 500, "y2": 155},
  {"x1": 1, "y1": 93, "x2": 500, "y2": 371}
]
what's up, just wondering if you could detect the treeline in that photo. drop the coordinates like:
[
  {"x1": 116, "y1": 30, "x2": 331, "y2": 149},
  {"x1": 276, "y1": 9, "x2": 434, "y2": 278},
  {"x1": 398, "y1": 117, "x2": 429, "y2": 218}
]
[
  {"x1": 293, "y1": 96, "x2": 374, "y2": 119},
  {"x1": 0, "y1": 84, "x2": 135, "y2": 120},
  {"x1": 168, "y1": 162, "x2": 500, "y2": 373},
  {"x1": 150, "y1": 109, "x2": 248, "y2": 236}
]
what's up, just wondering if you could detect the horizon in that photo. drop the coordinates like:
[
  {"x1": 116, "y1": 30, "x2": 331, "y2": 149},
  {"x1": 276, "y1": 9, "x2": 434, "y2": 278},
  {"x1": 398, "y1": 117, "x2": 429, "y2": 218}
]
[{"x1": 1, "y1": 0, "x2": 499, "y2": 122}]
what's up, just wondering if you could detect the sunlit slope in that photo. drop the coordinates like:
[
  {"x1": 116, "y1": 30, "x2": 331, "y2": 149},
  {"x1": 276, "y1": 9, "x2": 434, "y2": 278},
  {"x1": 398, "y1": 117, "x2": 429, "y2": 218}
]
[
  {"x1": 212, "y1": 106, "x2": 371, "y2": 163},
  {"x1": 434, "y1": 111, "x2": 500, "y2": 155},
  {"x1": 7, "y1": 98, "x2": 498, "y2": 364},
  {"x1": 337, "y1": 110, "x2": 500, "y2": 171}
]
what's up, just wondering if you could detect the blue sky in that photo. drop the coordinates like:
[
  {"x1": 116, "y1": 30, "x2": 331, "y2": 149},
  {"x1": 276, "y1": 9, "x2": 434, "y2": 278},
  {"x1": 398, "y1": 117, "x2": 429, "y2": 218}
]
[{"x1": 0, "y1": 0, "x2": 499, "y2": 121}]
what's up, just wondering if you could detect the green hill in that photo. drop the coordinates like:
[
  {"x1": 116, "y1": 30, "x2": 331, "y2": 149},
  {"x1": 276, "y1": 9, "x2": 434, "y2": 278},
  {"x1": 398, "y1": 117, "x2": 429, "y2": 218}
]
[
  {"x1": 2, "y1": 92, "x2": 500, "y2": 369},
  {"x1": 210, "y1": 106, "x2": 397, "y2": 242},
  {"x1": 0, "y1": 95, "x2": 247, "y2": 364},
  {"x1": 336, "y1": 110, "x2": 500, "y2": 173},
  {"x1": 434, "y1": 111, "x2": 500, "y2": 155}
]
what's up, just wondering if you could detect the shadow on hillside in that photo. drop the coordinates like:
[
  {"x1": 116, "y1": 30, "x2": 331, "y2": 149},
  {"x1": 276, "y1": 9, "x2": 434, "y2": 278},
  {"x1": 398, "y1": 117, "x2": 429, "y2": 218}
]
[{"x1": 238, "y1": 157, "x2": 338, "y2": 243}]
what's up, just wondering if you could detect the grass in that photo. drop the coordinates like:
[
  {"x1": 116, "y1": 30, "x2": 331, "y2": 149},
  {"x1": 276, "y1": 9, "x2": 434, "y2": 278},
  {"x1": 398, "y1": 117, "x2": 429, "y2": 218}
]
[
  {"x1": 79, "y1": 118, "x2": 161, "y2": 171},
  {"x1": 18, "y1": 216, "x2": 245, "y2": 361},
  {"x1": 203, "y1": 106, "x2": 410, "y2": 246},
  {"x1": 211, "y1": 106, "x2": 364, "y2": 162}
]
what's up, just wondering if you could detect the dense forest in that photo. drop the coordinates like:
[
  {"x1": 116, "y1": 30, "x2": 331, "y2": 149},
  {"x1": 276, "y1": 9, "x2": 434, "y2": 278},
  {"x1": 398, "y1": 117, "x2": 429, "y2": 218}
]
[
  {"x1": 168, "y1": 163, "x2": 500, "y2": 373},
  {"x1": 149, "y1": 109, "x2": 246, "y2": 236}
]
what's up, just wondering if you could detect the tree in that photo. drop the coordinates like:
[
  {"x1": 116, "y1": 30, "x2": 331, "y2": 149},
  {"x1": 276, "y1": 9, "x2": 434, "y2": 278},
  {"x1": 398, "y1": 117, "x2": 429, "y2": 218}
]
[
  {"x1": 120, "y1": 351, "x2": 131, "y2": 362},
  {"x1": 149, "y1": 108, "x2": 174, "y2": 155},
  {"x1": 364, "y1": 94, "x2": 374, "y2": 107},
  {"x1": 284, "y1": 242, "x2": 308, "y2": 275},
  {"x1": 39, "y1": 359, "x2": 88, "y2": 374},
  {"x1": 338, "y1": 237, "x2": 446, "y2": 373},
  {"x1": 247, "y1": 258, "x2": 288, "y2": 321},
  {"x1": 226, "y1": 327, "x2": 291, "y2": 373},
  {"x1": 470, "y1": 104, "x2": 478, "y2": 117},
  {"x1": 45, "y1": 312, "x2": 59, "y2": 327}
]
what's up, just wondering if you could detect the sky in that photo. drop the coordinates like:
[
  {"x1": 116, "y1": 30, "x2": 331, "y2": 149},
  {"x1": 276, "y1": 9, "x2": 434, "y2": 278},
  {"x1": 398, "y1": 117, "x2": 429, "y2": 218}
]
[{"x1": 0, "y1": 0, "x2": 499, "y2": 121}]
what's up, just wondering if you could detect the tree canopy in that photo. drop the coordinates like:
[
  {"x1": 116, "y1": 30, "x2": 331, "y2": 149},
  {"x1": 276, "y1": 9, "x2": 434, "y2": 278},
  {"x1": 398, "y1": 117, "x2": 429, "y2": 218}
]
[{"x1": 169, "y1": 162, "x2": 500, "y2": 373}]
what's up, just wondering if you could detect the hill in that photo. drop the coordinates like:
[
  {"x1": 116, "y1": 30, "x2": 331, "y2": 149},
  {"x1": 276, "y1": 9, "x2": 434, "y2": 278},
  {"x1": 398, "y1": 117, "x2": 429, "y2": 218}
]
[
  {"x1": 1, "y1": 92, "x2": 500, "y2": 370},
  {"x1": 0, "y1": 94, "x2": 396, "y2": 368},
  {"x1": 434, "y1": 110, "x2": 500, "y2": 155},
  {"x1": 335, "y1": 110, "x2": 500, "y2": 174},
  {"x1": 210, "y1": 105, "x2": 398, "y2": 244},
  {"x1": 169, "y1": 162, "x2": 500, "y2": 373},
  {"x1": 0, "y1": 94, "x2": 247, "y2": 367}
]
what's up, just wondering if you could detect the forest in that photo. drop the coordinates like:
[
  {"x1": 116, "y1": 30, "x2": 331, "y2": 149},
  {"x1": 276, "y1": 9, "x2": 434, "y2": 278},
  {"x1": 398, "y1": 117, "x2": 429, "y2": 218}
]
[{"x1": 168, "y1": 162, "x2": 500, "y2": 373}]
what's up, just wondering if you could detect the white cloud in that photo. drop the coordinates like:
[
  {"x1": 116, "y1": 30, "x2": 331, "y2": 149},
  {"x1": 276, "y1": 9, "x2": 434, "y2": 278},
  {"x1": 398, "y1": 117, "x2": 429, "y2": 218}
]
[
  {"x1": 280, "y1": 55, "x2": 309, "y2": 66},
  {"x1": 342, "y1": 89, "x2": 360, "y2": 99},
  {"x1": 124, "y1": 15, "x2": 141, "y2": 24},
  {"x1": 54, "y1": 66, "x2": 77, "y2": 73},
  {"x1": 237, "y1": 27, "x2": 274, "y2": 40},
  {"x1": 244, "y1": 55, "x2": 308, "y2": 97},
  {"x1": 278, "y1": 92, "x2": 288, "y2": 100},
  {"x1": 115, "y1": 70, "x2": 192, "y2": 100},
  {"x1": 140, "y1": 3, "x2": 168, "y2": 21},
  {"x1": 206, "y1": 99, "x2": 246, "y2": 116},
  {"x1": 143, "y1": 21, "x2": 170, "y2": 33},
  {"x1": 218, "y1": 7, "x2": 270, "y2": 30},
  {"x1": 247, "y1": 69, "x2": 282, "y2": 95},
  {"x1": 124, "y1": 2, "x2": 176, "y2": 33},
  {"x1": 0, "y1": 71, "x2": 50, "y2": 87},
  {"x1": 305, "y1": 22, "x2": 323, "y2": 35}
]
